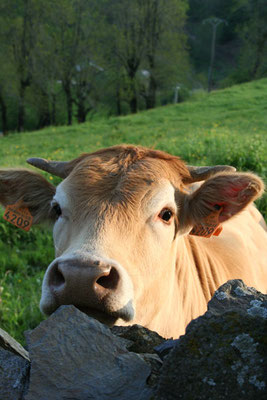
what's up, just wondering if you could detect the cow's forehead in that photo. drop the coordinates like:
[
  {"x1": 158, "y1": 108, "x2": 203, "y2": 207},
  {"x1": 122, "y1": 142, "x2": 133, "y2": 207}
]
[
  {"x1": 67, "y1": 151, "x2": 188, "y2": 187},
  {"x1": 53, "y1": 150, "x2": 188, "y2": 221},
  {"x1": 66, "y1": 146, "x2": 191, "y2": 186},
  {"x1": 55, "y1": 177, "x2": 176, "y2": 213}
]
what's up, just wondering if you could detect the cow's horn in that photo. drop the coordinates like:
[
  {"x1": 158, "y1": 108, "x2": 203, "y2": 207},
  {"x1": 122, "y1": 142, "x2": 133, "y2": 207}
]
[
  {"x1": 27, "y1": 158, "x2": 69, "y2": 179},
  {"x1": 186, "y1": 165, "x2": 236, "y2": 182}
]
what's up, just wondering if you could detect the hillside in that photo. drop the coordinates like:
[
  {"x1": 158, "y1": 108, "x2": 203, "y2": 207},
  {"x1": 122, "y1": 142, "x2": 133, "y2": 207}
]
[
  {"x1": 1, "y1": 78, "x2": 267, "y2": 169},
  {"x1": 0, "y1": 78, "x2": 267, "y2": 343}
]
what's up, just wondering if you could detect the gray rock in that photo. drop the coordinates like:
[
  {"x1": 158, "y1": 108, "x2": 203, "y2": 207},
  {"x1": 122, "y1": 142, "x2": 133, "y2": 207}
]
[
  {"x1": 0, "y1": 327, "x2": 30, "y2": 361},
  {"x1": 111, "y1": 324, "x2": 165, "y2": 353},
  {"x1": 0, "y1": 327, "x2": 30, "y2": 400},
  {"x1": 0, "y1": 347, "x2": 30, "y2": 400},
  {"x1": 154, "y1": 339, "x2": 179, "y2": 360},
  {"x1": 25, "y1": 305, "x2": 152, "y2": 400},
  {"x1": 138, "y1": 353, "x2": 163, "y2": 387},
  {"x1": 154, "y1": 279, "x2": 267, "y2": 400},
  {"x1": 209, "y1": 279, "x2": 267, "y2": 317}
]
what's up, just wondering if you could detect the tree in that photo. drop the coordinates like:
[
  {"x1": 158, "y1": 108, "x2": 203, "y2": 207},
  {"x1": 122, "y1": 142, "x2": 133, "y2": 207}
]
[
  {"x1": 0, "y1": 4, "x2": 20, "y2": 134},
  {"x1": 44, "y1": 0, "x2": 103, "y2": 125},
  {"x1": 45, "y1": 0, "x2": 79, "y2": 126},
  {"x1": 0, "y1": 85, "x2": 7, "y2": 135},
  {"x1": 0, "y1": 29, "x2": 9, "y2": 134},
  {"x1": 0, "y1": 0, "x2": 191, "y2": 131},
  {"x1": 102, "y1": 0, "x2": 148, "y2": 113},
  {"x1": 73, "y1": 61, "x2": 104, "y2": 123},
  {"x1": 2, "y1": 0, "x2": 44, "y2": 132},
  {"x1": 28, "y1": 8, "x2": 61, "y2": 129},
  {"x1": 142, "y1": 0, "x2": 189, "y2": 108},
  {"x1": 236, "y1": 0, "x2": 267, "y2": 80},
  {"x1": 100, "y1": 0, "x2": 189, "y2": 113}
]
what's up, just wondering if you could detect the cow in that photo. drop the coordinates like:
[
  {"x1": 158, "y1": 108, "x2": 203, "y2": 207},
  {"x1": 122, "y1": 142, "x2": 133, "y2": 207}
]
[{"x1": 0, "y1": 145, "x2": 266, "y2": 338}]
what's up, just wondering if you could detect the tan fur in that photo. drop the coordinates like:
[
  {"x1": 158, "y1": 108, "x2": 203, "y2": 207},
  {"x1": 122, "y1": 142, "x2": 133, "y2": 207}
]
[
  {"x1": 0, "y1": 169, "x2": 55, "y2": 223},
  {"x1": 66, "y1": 145, "x2": 190, "y2": 222},
  {"x1": 187, "y1": 171, "x2": 264, "y2": 225}
]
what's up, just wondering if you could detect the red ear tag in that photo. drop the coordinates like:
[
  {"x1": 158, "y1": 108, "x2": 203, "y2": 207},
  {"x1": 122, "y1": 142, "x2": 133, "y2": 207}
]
[
  {"x1": 3, "y1": 202, "x2": 33, "y2": 232},
  {"x1": 189, "y1": 209, "x2": 223, "y2": 238},
  {"x1": 213, "y1": 225, "x2": 223, "y2": 236}
]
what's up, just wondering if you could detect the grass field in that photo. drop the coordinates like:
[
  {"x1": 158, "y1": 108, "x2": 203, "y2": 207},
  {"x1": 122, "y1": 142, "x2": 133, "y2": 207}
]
[{"x1": 1, "y1": 78, "x2": 267, "y2": 344}]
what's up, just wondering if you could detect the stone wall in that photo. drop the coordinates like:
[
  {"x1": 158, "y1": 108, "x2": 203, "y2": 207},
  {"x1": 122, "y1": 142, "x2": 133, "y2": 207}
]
[{"x1": 0, "y1": 280, "x2": 266, "y2": 399}]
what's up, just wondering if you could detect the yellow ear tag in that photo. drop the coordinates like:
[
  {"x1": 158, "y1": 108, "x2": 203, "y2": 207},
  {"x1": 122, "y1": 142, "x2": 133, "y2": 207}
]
[
  {"x1": 189, "y1": 209, "x2": 223, "y2": 238},
  {"x1": 3, "y1": 202, "x2": 33, "y2": 232}
]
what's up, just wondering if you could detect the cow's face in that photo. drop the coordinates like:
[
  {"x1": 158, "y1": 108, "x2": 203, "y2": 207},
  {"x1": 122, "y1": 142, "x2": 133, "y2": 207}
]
[
  {"x1": 0, "y1": 145, "x2": 263, "y2": 331},
  {"x1": 40, "y1": 157, "x2": 184, "y2": 326}
]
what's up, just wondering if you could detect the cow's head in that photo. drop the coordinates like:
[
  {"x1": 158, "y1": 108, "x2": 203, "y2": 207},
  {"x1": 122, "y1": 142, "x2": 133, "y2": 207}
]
[{"x1": 0, "y1": 145, "x2": 264, "y2": 332}]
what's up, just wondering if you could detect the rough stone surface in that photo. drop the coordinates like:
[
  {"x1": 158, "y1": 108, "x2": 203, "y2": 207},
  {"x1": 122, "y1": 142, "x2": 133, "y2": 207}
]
[
  {"x1": 1, "y1": 279, "x2": 266, "y2": 399},
  {"x1": 0, "y1": 327, "x2": 29, "y2": 361},
  {"x1": 138, "y1": 353, "x2": 163, "y2": 387},
  {"x1": 25, "y1": 305, "x2": 152, "y2": 400},
  {"x1": 209, "y1": 279, "x2": 267, "y2": 317},
  {"x1": 111, "y1": 324, "x2": 165, "y2": 353},
  {"x1": 154, "y1": 339, "x2": 179, "y2": 360},
  {"x1": 154, "y1": 280, "x2": 267, "y2": 400},
  {"x1": 0, "y1": 347, "x2": 30, "y2": 400},
  {"x1": 110, "y1": 320, "x2": 165, "y2": 388}
]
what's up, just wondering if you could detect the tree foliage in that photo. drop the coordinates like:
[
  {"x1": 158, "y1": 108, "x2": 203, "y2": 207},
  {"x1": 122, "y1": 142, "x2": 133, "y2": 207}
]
[
  {"x1": 187, "y1": 0, "x2": 267, "y2": 89},
  {"x1": 235, "y1": 0, "x2": 267, "y2": 80},
  {"x1": 0, "y1": 0, "x2": 265, "y2": 133}
]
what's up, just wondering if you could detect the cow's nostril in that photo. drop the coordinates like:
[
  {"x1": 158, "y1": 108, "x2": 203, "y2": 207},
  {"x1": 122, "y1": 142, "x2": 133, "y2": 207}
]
[
  {"x1": 50, "y1": 264, "x2": 65, "y2": 288},
  {"x1": 96, "y1": 267, "x2": 119, "y2": 290}
]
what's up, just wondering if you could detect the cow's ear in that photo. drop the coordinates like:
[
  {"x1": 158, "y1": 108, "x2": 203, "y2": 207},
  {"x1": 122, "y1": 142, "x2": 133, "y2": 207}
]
[
  {"x1": 186, "y1": 172, "x2": 264, "y2": 225},
  {"x1": 0, "y1": 169, "x2": 56, "y2": 224}
]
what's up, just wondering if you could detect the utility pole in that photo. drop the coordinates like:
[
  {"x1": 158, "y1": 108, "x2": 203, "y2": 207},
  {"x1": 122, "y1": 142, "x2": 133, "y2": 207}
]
[{"x1": 203, "y1": 18, "x2": 228, "y2": 92}]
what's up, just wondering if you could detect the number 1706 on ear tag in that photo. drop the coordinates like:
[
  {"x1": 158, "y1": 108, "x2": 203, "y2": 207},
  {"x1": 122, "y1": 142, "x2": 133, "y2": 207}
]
[{"x1": 3, "y1": 204, "x2": 33, "y2": 231}]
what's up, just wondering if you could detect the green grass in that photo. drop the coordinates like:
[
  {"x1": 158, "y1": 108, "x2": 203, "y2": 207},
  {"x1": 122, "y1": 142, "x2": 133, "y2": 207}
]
[
  {"x1": 0, "y1": 223, "x2": 53, "y2": 340},
  {"x1": 1, "y1": 78, "x2": 267, "y2": 344}
]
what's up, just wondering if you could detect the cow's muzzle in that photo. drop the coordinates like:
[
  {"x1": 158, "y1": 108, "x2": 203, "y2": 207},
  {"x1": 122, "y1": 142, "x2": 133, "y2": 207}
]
[{"x1": 40, "y1": 253, "x2": 135, "y2": 325}]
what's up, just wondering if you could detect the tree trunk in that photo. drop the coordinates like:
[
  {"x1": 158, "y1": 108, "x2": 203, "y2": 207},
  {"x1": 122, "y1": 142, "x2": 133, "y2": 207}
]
[
  {"x1": 145, "y1": 75, "x2": 157, "y2": 109},
  {"x1": 66, "y1": 93, "x2": 72, "y2": 126},
  {"x1": 208, "y1": 24, "x2": 217, "y2": 93},
  {"x1": 75, "y1": 80, "x2": 92, "y2": 123},
  {"x1": 0, "y1": 89, "x2": 8, "y2": 135},
  {"x1": 116, "y1": 86, "x2": 122, "y2": 115},
  {"x1": 251, "y1": 36, "x2": 266, "y2": 78},
  {"x1": 63, "y1": 81, "x2": 73, "y2": 125},
  {"x1": 129, "y1": 96, "x2": 137, "y2": 113},
  {"x1": 38, "y1": 91, "x2": 51, "y2": 129},
  {"x1": 129, "y1": 77, "x2": 137, "y2": 113},
  {"x1": 77, "y1": 101, "x2": 87, "y2": 123},
  {"x1": 51, "y1": 93, "x2": 56, "y2": 125},
  {"x1": 16, "y1": 0, "x2": 33, "y2": 132},
  {"x1": 17, "y1": 83, "x2": 26, "y2": 132}
]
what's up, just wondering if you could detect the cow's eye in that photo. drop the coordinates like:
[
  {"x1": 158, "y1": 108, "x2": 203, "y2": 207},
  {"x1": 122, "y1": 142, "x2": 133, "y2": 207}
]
[
  {"x1": 52, "y1": 203, "x2": 62, "y2": 218},
  {"x1": 158, "y1": 208, "x2": 173, "y2": 223}
]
